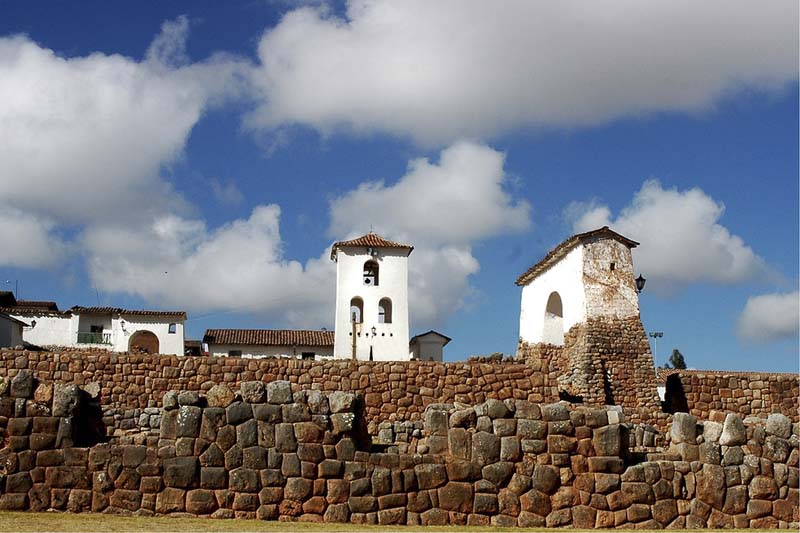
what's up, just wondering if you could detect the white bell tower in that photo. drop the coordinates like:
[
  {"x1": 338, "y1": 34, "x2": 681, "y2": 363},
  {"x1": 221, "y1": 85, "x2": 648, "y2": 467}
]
[{"x1": 331, "y1": 232, "x2": 412, "y2": 361}]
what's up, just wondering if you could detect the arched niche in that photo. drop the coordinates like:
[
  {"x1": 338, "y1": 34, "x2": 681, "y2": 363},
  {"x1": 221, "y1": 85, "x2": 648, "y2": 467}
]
[{"x1": 542, "y1": 291, "x2": 564, "y2": 346}]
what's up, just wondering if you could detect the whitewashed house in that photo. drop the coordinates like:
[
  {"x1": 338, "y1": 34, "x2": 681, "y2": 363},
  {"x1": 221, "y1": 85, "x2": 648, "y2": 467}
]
[
  {"x1": 409, "y1": 330, "x2": 451, "y2": 362},
  {"x1": 332, "y1": 233, "x2": 413, "y2": 361},
  {"x1": 516, "y1": 226, "x2": 641, "y2": 346},
  {"x1": 203, "y1": 329, "x2": 334, "y2": 359},
  {"x1": 1, "y1": 294, "x2": 185, "y2": 355},
  {"x1": 0, "y1": 312, "x2": 26, "y2": 348}
]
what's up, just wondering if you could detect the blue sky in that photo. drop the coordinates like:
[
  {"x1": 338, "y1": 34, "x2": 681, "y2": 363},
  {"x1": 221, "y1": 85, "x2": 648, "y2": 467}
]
[{"x1": 0, "y1": 1, "x2": 797, "y2": 371}]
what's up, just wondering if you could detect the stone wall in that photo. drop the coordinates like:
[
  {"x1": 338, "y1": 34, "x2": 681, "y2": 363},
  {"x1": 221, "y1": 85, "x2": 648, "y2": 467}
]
[
  {"x1": 665, "y1": 371, "x2": 799, "y2": 423},
  {"x1": 0, "y1": 372, "x2": 797, "y2": 528},
  {"x1": 0, "y1": 349, "x2": 558, "y2": 436},
  {"x1": 518, "y1": 317, "x2": 662, "y2": 421}
]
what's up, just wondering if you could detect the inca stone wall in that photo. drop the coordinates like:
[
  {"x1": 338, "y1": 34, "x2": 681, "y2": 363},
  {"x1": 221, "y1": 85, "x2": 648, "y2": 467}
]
[
  {"x1": 0, "y1": 349, "x2": 559, "y2": 436},
  {"x1": 0, "y1": 371, "x2": 797, "y2": 528},
  {"x1": 665, "y1": 371, "x2": 799, "y2": 423},
  {"x1": 518, "y1": 317, "x2": 662, "y2": 421}
]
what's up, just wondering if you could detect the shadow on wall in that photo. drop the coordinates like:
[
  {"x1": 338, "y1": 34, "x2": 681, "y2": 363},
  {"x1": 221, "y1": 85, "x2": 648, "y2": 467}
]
[{"x1": 663, "y1": 373, "x2": 689, "y2": 414}]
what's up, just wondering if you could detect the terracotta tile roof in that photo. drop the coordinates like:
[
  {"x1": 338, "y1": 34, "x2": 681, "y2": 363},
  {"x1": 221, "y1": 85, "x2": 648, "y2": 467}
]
[
  {"x1": 203, "y1": 329, "x2": 335, "y2": 347},
  {"x1": 655, "y1": 368, "x2": 798, "y2": 384},
  {"x1": 410, "y1": 330, "x2": 452, "y2": 346},
  {"x1": 0, "y1": 307, "x2": 68, "y2": 318},
  {"x1": 515, "y1": 226, "x2": 639, "y2": 286},
  {"x1": 70, "y1": 306, "x2": 187, "y2": 319},
  {"x1": 15, "y1": 300, "x2": 59, "y2": 311},
  {"x1": 331, "y1": 232, "x2": 413, "y2": 260}
]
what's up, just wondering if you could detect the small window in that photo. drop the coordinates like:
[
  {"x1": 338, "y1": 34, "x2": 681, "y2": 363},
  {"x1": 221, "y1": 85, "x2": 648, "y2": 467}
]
[
  {"x1": 378, "y1": 297, "x2": 392, "y2": 324},
  {"x1": 363, "y1": 261, "x2": 379, "y2": 286},
  {"x1": 610, "y1": 262, "x2": 616, "y2": 272},
  {"x1": 168, "y1": 323, "x2": 177, "y2": 334},
  {"x1": 228, "y1": 350, "x2": 242, "y2": 357},
  {"x1": 301, "y1": 352, "x2": 315, "y2": 360},
  {"x1": 350, "y1": 297, "x2": 364, "y2": 323}
]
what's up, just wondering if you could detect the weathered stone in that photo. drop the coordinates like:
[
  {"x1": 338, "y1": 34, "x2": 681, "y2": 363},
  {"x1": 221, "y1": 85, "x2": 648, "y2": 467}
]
[
  {"x1": 186, "y1": 489, "x2": 218, "y2": 514},
  {"x1": 670, "y1": 413, "x2": 697, "y2": 444},
  {"x1": 500, "y1": 436, "x2": 521, "y2": 462},
  {"x1": 415, "y1": 463, "x2": 447, "y2": 489},
  {"x1": 748, "y1": 475, "x2": 778, "y2": 500},
  {"x1": 652, "y1": 499, "x2": 678, "y2": 525},
  {"x1": 284, "y1": 477, "x2": 313, "y2": 501},
  {"x1": 696, "y1": 464, "x2": 725, "y2": 510},
  {"x1": 52, "y1": 383, "x2": 80, "y2": 417},
  {"x1": 551, "y1": 486, "x2": 578, "y2": 510},
  {"x1": 531, "y1": 464, "x2": 559, "y2": 494},
  {"x1": 164, "y1": 457, "x2": 198, "y2": 489},
  {"x1": 326, "y1": 391, "x2": 354, "y2": 413},
  {"x1": 449, "y1": 408, "x2": 476, "y2": 428},
  {"x1": 10, "y1": 370, "x2": 34, "y2": 399},
  {"x1": 698, "y1": 442, "x2": 721, "y2": 465},
  {"x1": 702, "y1": 421, "x2": 723, "y2": 443},
  {"x1": 230, "y1": 467, "x2": 260, "y2": 493},
  {"x1": 237, "y1": 381, "x2": 264, "y2": 403},
  {"x1": 177, "y1": 391, "x2": 200, "y2": 406},
  {"x1": 517, "y1": 418, "x2": 547, "y2": 440},
  {"x1": 573, "y1": 504, "x2": 597, "y2": 529},
  {"x1": 541, "y1": 402, "x2": 569, "y2": 421},
  {"x1": 593, "y1": 424, "x2": 622, "y2": 456},
  {"x1": 766, "y1": 413, "x2": 792, "y2": 438},
  {"x1": 763, "y1": 435, "x2": 790, "y2": 463},
  {"x1": 471, "y1": 431, "x2": 500, "y2": 466},
  {"x1": 266, "y1": 380, "x2": 293, "y2": 404},
  {"x1": 330, "y1": 413, "x2": 355, "y2": 435},
  {"x1": 282, "y1": 402, "x2": 311, "y2": 423},
  {"x1": 176, "y1": 405, "x2": 202, "y2": 438},
  {"x1": 225, "y1": 401, "x2": 252, "y2": 425},
  {"x1": 272, "y1": 423, "x2": 296, "y2": 453},
  {"x1": 206, "y1": 384, "x2": 235, "y2": 408},
  {"x1": 719, "y1": 413, "x2": 746, "y2": 446},
  {"x1": 438, "y1": 482, "x2": 473, "y2": 513},
  {"x1": 349, "y1": 496, "x2": 378, "y2": 513},
  {"x1": 621, "y1": 482, "x2": 654, "y2": 505}
]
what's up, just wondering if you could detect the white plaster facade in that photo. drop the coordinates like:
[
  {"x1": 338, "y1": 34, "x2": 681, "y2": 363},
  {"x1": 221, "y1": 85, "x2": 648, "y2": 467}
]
[
  {"x1": 517, "y1": 228, "x2": 640, "y2": 346},
  {"x1": 0, "y1": 314, "x2": 25, "y2": 348},
  {"x1": 206, "y1": 344, "x2": 334, "y2": 359},
  {"x1": 332, "y1": 235, "x2": 411, "y2": 361},
  {"x1": 6, "y1": 307, "x2": 185, "y2": 356}
]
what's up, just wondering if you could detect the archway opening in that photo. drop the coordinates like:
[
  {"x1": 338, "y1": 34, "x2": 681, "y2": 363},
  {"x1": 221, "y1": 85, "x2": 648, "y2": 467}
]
[
  {"x1": 378, "y1": 298, "x2": 392, "y2": 324},
  {"x1": 129, "y1": 330, "x2": 159, "y2": 354},
  {"x1": 363, "y1": 261, "x2": 379, "y2": 286},
  {"x1": 350, "y1": 297, "x2": 364, "y2": 324},
  {"x1": 542, "y1": 291, "x2": 564, "y2": 346}
]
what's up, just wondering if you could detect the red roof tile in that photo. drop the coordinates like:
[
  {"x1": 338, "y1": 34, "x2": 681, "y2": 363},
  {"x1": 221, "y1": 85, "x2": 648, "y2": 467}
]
[
  {"x1": 515, "y1": 226, "x2": 639, "y2": 286},
  {"x1": 203, "y1": 329, "x2": 334, "y2": 347},
  {"x1": 70, "y1": 306, "x2": 186, "y2": 319},
  {"x1": 331, "y1": 232, "x2": 413, "y2": 260}
]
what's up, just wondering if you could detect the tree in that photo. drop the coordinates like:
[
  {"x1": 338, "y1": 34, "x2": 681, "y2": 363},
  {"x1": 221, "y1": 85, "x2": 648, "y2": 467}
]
[{"x1": 663, "y1": 349, "x2": 687, "y2": 370}]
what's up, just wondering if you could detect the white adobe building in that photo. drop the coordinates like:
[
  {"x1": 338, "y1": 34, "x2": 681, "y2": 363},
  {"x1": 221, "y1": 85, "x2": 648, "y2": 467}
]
[
  {"x1": 203, "y1": 329, "x2": 334, "y2": 359},
  {"x1": 516, "y1": 227, "x2": 641, "y2": 346},
  {"x1": 1, "y1": 294, "x2": 185, "y2": 356},
  {"x1": 409, "y1": 330, "x2": 451, "y2": 362},
  {"x1": 332, "y1": 233, "x2": 413, "y2": 361},
  {"x1": 0, "y1": 312, "x2": 26, "y2": 349}
]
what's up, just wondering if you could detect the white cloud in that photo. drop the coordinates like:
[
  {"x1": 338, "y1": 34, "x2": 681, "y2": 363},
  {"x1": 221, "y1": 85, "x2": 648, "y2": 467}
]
[
  {"x1": 569, "y1": 180, "x2": 768, "y2": 290},
  {"x1": 0, "y1": 206, "x2": 66, "y2": 268},
  {"x1": 0, "y1": 25, "x2": 246, "y2": 229},
  {"x1": 247, "y1": 0, "x2": 798, "y2": 145},
  {"x1": 209, "y1": 177, "x2": 244, "y2": 207},
  {"x1": 85, "y1": 205, "x2": 335, "y2": 328},
  {"x1": 329, "y1": 141, "x2": 529, "y2": 325},
  {"x1": 738, "y1": 291, "x2": 799, "y2": 342},
  {"x1": 85, "y1": 141, "x2": 528, "y2": 328}
]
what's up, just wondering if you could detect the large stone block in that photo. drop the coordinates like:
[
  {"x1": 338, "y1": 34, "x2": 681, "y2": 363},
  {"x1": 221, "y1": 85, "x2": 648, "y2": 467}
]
[
  {"x1": 10, "y1": 370, "x2": 34, "y2": 399},
  {"x1": 471, "y1": 431, "x2": 500, "y2": 466},
  {"x1": 164, "y1": 456, "x2": 198, "y2": 489},
  {"x1": 266, "y1": 381, "x2": 293, "y2": 404},
  {"x1": 438, "y1": 482, "x2": 473, "y2": 513},
  {"x1": 593, "y1": 424, "x2": 622, "y2": 456},
  {"x1": 225, "y1": 401, "x2": 253, "y2": 425},
  {"x1": 415, "y1": 463, "x2": 447, "y2": 490},
  {"x1": 530, "y1": 464, "x2": 559, "y2": 495},
  {"x1": 206, "y1": 384, "x2": 235, "y2": 408},
  {"x1": 52, "y1": 384, "x2": 80, "y2": 417},
  {"x1": 186, "y1": 489, "x2": 218, "y2": 515},
  {"x1": 696, "y1": 464, "x2": 726, "y2": 510},
  {"x1": 719, "y1": 413, "x2": 746, "y2": 446},
  {"x1": 670, "y1": 413, "x2": 697, "y2": 444},
  {"x1": 230, "y1": 467, "x2": 260, "y2": 493}
]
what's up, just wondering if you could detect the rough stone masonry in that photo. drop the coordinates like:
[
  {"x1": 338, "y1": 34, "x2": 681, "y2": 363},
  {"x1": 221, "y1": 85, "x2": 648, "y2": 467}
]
[{"x1": 0, "y1": 371, "x2": 797, "y2": 528}]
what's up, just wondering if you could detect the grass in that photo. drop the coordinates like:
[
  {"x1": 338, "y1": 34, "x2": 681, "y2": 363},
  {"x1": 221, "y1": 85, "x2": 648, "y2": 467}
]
[{"x1": 0, "y1": 512, "x2": 791, "y2": 533}]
